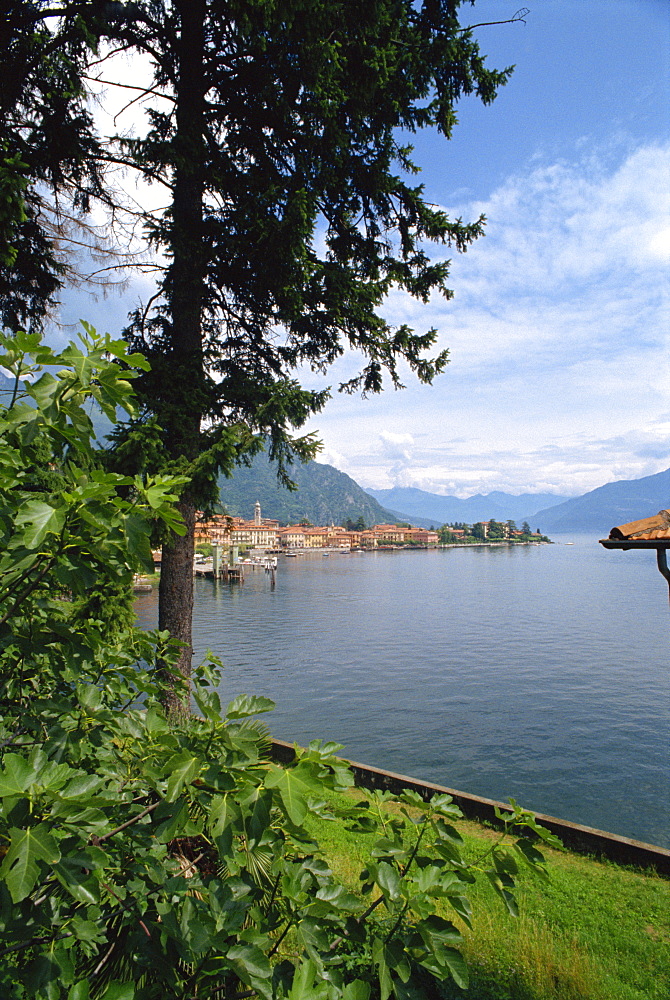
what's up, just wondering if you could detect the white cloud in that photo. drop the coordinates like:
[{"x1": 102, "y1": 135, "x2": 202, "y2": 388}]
[
  {"x1": 649, "y1": 227, "x2": 670, "y2": 264},
  {"x1": 435, "y1": 143, "x2": 670, "y2": 360},
  {"x1": 376, "y1": 432, "x2": 415, "y2": 485},
  {"x1": 378, "y1": 431, "x2": 413, "y2": 457},
  {"x1": 315, "y1": 445, "x2": 348, "y2": 472},
  {"x1": 45, "y1": 126, "x2": 670, "y2": 502},
  {"x1": 309, "y1": 142, "x2": 670, "y2": 497}
]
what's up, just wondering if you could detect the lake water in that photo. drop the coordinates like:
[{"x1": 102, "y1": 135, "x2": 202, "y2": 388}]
[{"x1": 135, "y1": 534, "x2": 670, "y2": 849}]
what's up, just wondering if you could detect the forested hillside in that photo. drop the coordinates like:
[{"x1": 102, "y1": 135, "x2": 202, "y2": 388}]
[{"x1": 217, "y1": 451, "x2": 400, "y2": 526}]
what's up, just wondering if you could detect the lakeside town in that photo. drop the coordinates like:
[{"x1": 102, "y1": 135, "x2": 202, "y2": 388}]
[{"x1": 191, "y1": 501, "x2": 550, "y2": 554}]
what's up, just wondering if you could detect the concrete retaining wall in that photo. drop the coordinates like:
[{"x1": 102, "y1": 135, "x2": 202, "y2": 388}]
[{"x1": 271, "y1": 739, "x2": 670, "y2": 875}]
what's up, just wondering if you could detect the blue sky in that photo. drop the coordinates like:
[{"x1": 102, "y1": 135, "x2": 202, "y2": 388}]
[{"x1": 58, "y1": 0, "x2": 670, "y2": 499}]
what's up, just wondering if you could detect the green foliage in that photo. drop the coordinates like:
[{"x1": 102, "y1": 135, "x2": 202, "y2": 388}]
[
  {"x1": 3, "y1": 1, "x2": 517, "y2": 707},
  {"x1": 306, "y1": 797, "x2": 670, "y2": 1000},
  {"x1": 0, "y1": 331, "x2": 557, "y2": 997},
  {"x1": 107, "y1": 0, "x2": 513, "y2": 483},
  {"x1": 438, "y1": 522, "x2": 551, "y2": 546},
  {"x1": 0, "y1": 9, "x2": 104, "y2": 330},
  {"x1": 346, "y1": 517, "x2": 368, "y2": 532},
  {"x1": 0, "y1": 145, "x2": 28, "y2": 268}
]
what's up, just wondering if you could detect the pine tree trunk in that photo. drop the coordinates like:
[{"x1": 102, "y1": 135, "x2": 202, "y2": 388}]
[
  {"x1": 158, "y1": 501, "x2": 196, "y2": 720},
  {"x1": 158, "y1": 0, "x2": 206, "y2": 720}
]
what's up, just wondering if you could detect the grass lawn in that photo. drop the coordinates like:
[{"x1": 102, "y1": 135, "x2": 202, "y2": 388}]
[
  {"x1": 304, "y1": 789, "x2": 669, "y2": 1000},
  {"x1": 133, "y1": 571, "x2": 160, "y2": 586}
]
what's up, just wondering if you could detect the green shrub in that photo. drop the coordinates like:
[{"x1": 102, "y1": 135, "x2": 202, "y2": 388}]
[{"x1": 0, "y1": 330, "x2": 557, "y2": 999}]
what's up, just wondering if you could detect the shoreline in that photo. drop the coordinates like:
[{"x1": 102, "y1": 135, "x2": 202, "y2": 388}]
[
  {"x1": 137, "y1": 539, "x2": 553, "y2": 587},
  {"x1": 271, "y1": 738, "x2": 670, "y2": 873},
  {"x1": 278, "y1": 539, "x2": 552, "y2": 554},
  {"x1": 437, "y1": 539, "x2": 551, "y2": 549}
]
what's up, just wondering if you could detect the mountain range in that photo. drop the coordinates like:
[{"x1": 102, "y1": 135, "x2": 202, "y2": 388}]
[
  {"x1": 3, "y1": 367, "x2": 668, "y2": 533},
  {"x1": 529, "y1": 467, "x2": 670, "y2": 534},
  {"x1": 366, "y1": 472, "x2": 670, "y2": 535},
  {"x1": 364, "y1": 486, "x2": 572, "y2": 527},
  {"x1": 219, "y1": 459, "x2": 670, "y2": 536},
  {"x1": 217, "y1": 452, "x2": 400, "y2": 527}
]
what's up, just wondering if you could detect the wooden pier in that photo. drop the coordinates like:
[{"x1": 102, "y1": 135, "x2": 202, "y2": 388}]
[
  {"x1": 221, "y1": 564, "x2": 244, "y2": 582},
  {"x1": 193, "y1": 547, "x2": 276, "y2": 587}
]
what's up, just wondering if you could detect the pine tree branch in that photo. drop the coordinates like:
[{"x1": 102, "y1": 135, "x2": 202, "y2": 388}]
[{"x1": 462, "y1": 8, "x2": 530, "y2": 31}]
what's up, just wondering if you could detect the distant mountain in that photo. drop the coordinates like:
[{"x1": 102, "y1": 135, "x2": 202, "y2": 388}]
[
  {"x1": 9, "y1": 360, "x2": 664, "y2": 535},
  {"x1": 218, "y1": 453, "x2": 402, "y2": 527},
  {"x1": 0, "y1": 371, "x2": 16, "y2": 398},
  {"x1": 531, "y1": 467, "x2": 670, "y2": 534},
  {"x1": 364, "y1": 486, "x2": 572, "y2": 526},
  {"x1": 372, "y1": 507, "x2": 437, "y2": 529}
]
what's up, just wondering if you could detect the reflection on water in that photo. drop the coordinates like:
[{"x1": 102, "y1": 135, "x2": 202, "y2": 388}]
[{"x1": 135, "y1": 536, "x2": 670, "y2": 847}]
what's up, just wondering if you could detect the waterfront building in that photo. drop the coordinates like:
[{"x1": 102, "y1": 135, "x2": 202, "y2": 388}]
[
  {"x1": 195, "y1": 504, "x2": 280, "y2": 550},
  {"x1": 195, "y1": 506, "x2": 439, "y2": 552},
  {"x1": 362, "y1": 525, "x2": 439, "y2": 547}
]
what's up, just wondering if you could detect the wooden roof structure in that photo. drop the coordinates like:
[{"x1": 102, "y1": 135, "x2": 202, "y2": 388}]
[
  {"x1": 607, "y1": 510, "x2": 670, "y2": 542},
  {"x1": 600, "y1": 509, "x2": 670, "y2": 594}
]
